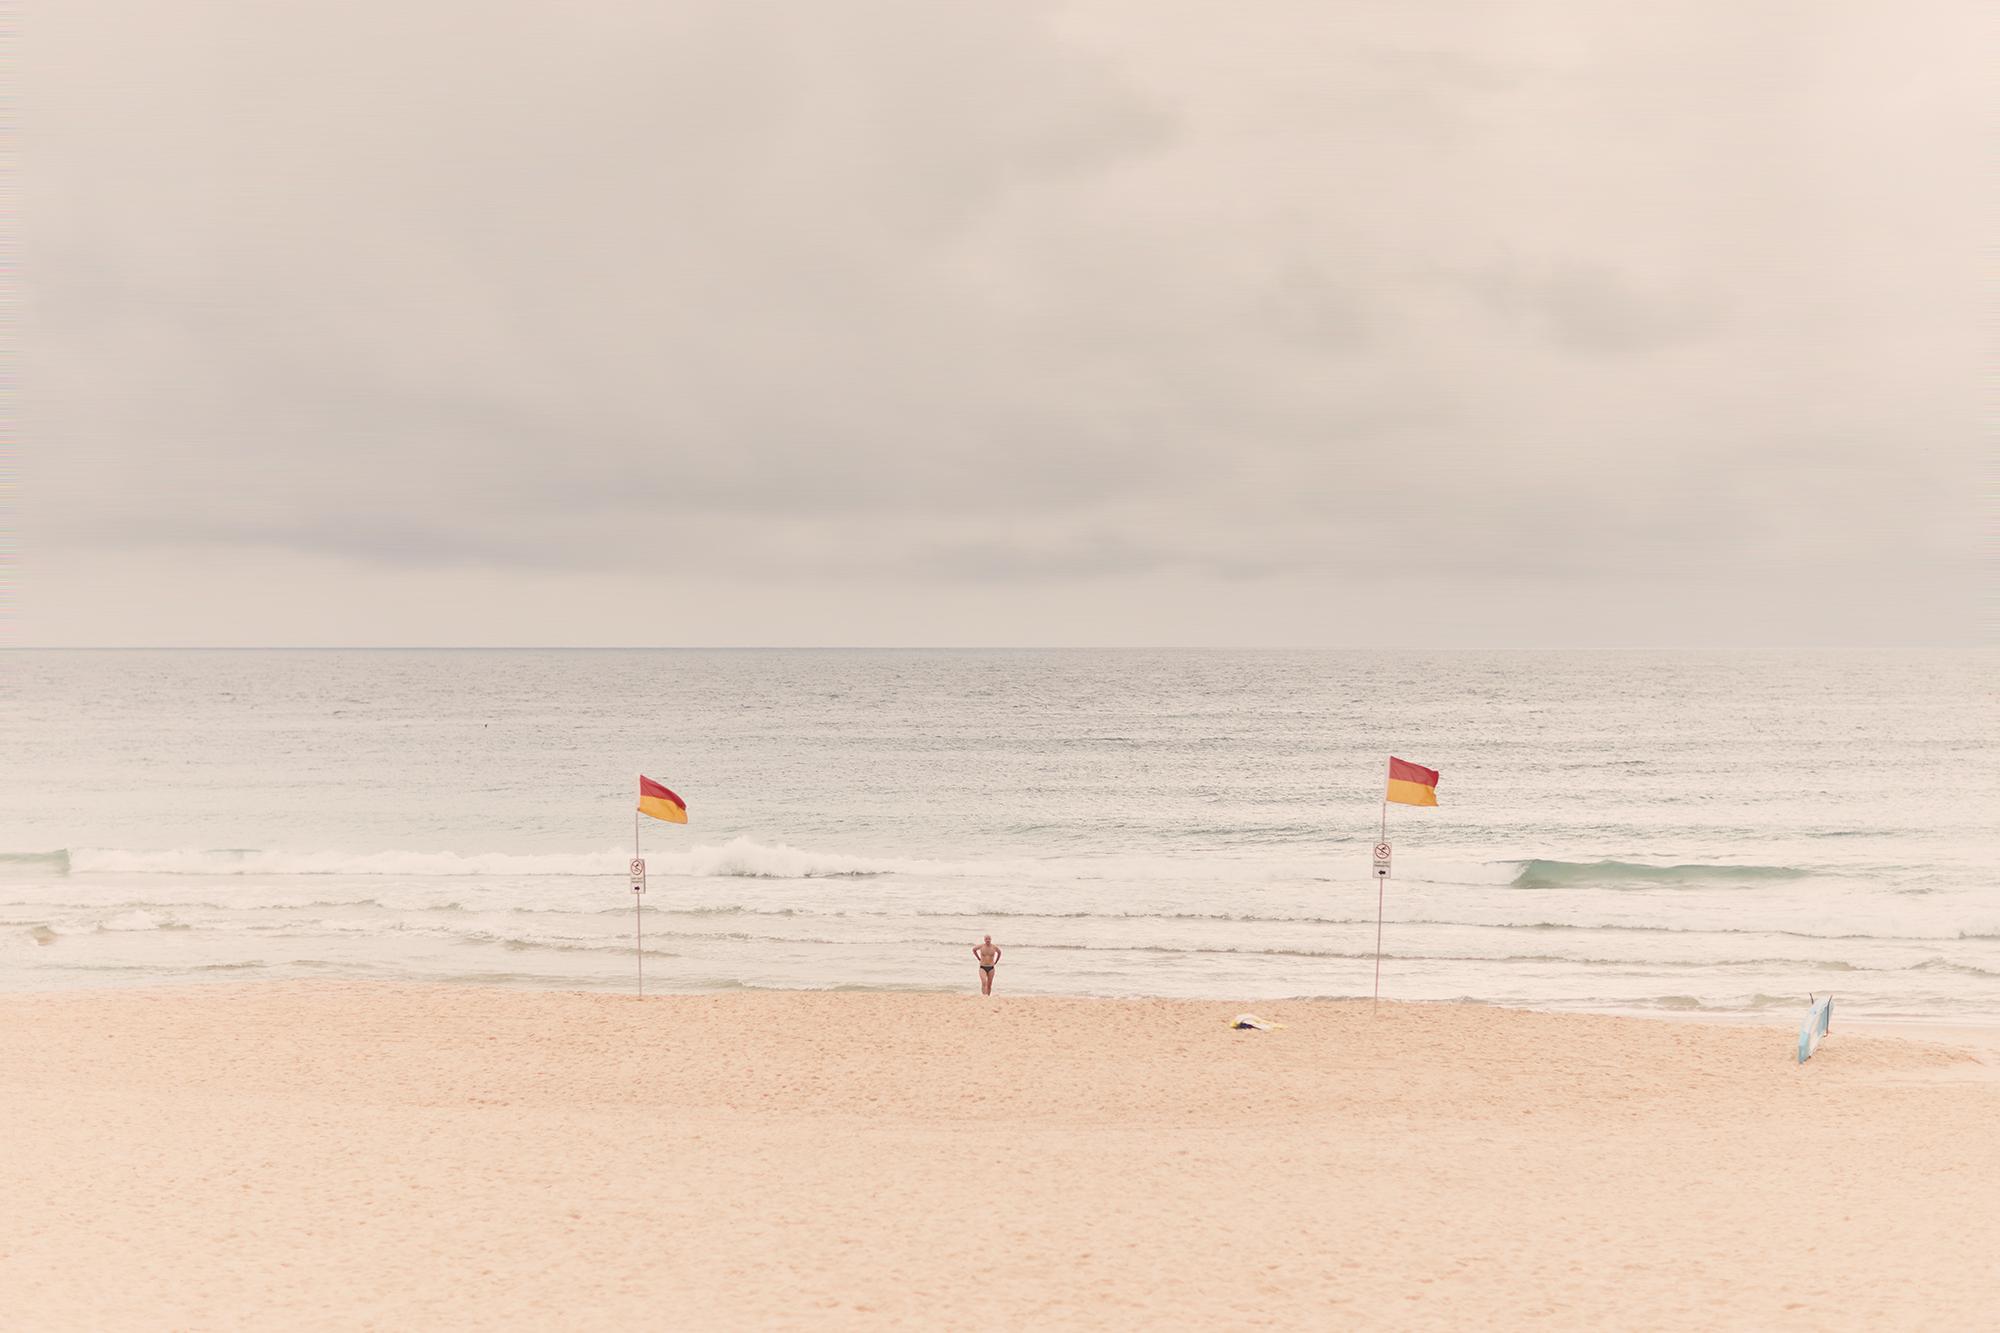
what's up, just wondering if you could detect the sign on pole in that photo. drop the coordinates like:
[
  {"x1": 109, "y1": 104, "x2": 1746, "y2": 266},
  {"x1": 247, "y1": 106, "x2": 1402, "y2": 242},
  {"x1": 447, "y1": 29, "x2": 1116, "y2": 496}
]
[
  {"x1": 1371, "y1": 841, "x2": 1391, "y2": 1013},
  {"x1": 630, "y1": 856, "x2": 648, "y2": 998}
]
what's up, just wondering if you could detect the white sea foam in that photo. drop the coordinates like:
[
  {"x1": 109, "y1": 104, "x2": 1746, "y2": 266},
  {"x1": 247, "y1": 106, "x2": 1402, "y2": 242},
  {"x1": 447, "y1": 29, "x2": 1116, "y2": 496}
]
[
  {"x1": 68, "y1": 846, "x2": 632, "y2": 877},
  {"x1": 100, "y1": 910, "x2": 170, "y2": 931},
  {"x1": 58, "y1": 838, "x2": 1529, "y2": 887}
]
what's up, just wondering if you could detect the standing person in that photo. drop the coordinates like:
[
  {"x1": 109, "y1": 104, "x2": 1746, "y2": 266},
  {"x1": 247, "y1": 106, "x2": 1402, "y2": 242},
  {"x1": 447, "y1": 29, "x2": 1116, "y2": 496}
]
[{"x1": 972, "y1": 935, "x2": 1001, "y2": 995}]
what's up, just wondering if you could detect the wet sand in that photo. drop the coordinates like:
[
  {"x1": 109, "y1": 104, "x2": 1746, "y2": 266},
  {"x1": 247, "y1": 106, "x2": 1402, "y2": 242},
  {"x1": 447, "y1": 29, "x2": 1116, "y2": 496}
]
[{"x1": 4, "y1": 982, "x2": 1995, "y2": 1331}]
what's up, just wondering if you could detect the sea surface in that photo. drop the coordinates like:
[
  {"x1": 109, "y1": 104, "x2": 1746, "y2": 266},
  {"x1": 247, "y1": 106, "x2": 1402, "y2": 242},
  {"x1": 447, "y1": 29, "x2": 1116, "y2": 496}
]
[{"x1": 4, "y1": 649, "x2": 1995, "y2": 1020}]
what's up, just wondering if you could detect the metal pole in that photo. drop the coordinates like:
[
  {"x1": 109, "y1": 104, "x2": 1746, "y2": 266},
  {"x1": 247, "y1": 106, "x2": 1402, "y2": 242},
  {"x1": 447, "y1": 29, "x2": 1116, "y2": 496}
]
[
  {"x1": 1373, "y1": 873, "x2": 1385, "y2": 1015},
  {"x1": 1375, "y1": 763, "x2": 1388, "y2": 1015},
  {"x1": 634, "y1": 801, "x2": 643, "y2": 1000}
]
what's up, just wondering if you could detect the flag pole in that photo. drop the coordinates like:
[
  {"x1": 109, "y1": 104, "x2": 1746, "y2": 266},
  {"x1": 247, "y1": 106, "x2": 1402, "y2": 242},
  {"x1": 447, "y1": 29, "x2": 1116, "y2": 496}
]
[
  {"x1": 634, "y1": 783, "x2": 643, "y2": 1000},
  {"x1": 1375, "y1": 758, "x2": 1389, "y2": 1015}
]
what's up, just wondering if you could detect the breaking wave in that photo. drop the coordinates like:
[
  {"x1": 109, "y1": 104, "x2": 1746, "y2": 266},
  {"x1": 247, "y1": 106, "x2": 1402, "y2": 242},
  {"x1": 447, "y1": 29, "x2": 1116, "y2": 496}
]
[
  {"x1": 46, "y1": 846, "x2": 1843, "y2": 891},
  {"x1": 50, "y1": 839, "x2": 1440, "y2": 884},
  {"x1": 0, "y1": 851, "x2": 72, "y2": 875},
  {"x1": 67, "y1": 847, "x2": 628, "y2": 877},
  {"x1": 1508, "y1": 859, "x2": 1814, "y2": 890},
  {"x1": 21, "y1": 844, "x2": 1849, "y2": 896}
]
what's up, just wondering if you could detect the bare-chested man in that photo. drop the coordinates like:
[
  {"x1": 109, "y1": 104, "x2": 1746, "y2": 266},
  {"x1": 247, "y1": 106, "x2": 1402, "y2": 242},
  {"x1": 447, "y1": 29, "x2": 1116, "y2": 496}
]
[{"x1": 972, "y1": 935, "x2": 1001, "y2": 995}]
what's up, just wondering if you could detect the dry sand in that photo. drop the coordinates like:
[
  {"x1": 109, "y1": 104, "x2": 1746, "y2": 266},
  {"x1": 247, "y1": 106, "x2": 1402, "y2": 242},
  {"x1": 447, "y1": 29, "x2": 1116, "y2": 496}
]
[{"x1": 3, "y1": 983, "x2": 1995, "y2": 1332}]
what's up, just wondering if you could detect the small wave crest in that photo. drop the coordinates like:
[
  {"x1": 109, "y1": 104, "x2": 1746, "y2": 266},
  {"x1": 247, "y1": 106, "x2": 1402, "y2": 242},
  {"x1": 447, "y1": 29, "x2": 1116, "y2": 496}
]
[
  {"x1": 68, "y1": 847, "x2": 631, "y2": 877},
  {"x1": 61, "y1": 841, "x2": 987, "y2": 880},
  {"x1": 40, "y1": 842, "x2": 1840, "y2": 893},
  {"x1": 653, "y1": 839, "x2": 1393, "y2": 883},
  {"x1": 0, "y1": 851, "x2": 71, "y2": 875},
  {"x1": 57, "y1": 838, "x2": 1379, "y2": 884},
  {"x1": 1508, "y1": 859, "x2": 1813, "y2": 890},
  {"x1": 101, "y1": 910, "x2": 178, "y2": 932}
]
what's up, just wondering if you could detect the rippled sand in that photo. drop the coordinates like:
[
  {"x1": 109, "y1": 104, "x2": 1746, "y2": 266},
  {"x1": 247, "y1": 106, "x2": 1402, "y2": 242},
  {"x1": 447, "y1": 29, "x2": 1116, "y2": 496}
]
[{"x1": 4, "y1": 983, "x2": 1995, "y2": 1330}]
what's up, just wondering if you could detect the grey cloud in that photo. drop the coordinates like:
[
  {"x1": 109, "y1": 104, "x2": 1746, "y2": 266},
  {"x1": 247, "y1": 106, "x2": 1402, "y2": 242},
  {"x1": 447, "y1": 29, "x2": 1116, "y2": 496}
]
[
  {"x1": 1462, "y1": 260, "x2": 1720, "y2": 355},
  {"x1": 25, "y1": 0, "x2": 1981, "y2": 644}
]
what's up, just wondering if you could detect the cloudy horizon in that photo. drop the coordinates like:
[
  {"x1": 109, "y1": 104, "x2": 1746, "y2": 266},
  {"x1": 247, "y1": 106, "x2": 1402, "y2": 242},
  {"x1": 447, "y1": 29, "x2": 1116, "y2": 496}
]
[{"x1": 22, "y1": 0, "x2": 1984, "y2": 647}]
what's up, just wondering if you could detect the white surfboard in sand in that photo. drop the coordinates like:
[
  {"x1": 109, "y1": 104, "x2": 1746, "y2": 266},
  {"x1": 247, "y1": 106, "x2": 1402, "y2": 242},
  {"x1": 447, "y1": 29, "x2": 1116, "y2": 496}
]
[{"x1": 1797, "y1": 995, "x2": 1832, "y2": 1063}]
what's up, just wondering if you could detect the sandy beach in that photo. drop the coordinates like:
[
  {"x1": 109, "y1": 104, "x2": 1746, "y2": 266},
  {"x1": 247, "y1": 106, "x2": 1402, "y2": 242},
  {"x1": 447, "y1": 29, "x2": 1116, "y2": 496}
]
[{"x1": 4, "y1": 983, "x2": 1995, "y2": 1331}]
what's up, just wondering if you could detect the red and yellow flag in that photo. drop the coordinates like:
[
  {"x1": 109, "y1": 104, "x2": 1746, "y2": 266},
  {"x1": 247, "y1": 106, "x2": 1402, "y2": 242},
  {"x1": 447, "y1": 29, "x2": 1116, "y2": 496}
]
[
  {"x1": 637, "y1": 775, "x2": 687, "y2": 824},
  {"x1": 1386, "y1": 757, "x2": 1439, "y2": 807}
]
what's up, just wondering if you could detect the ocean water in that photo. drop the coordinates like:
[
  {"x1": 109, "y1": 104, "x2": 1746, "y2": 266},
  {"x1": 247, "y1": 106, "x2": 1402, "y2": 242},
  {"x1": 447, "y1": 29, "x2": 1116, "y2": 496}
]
[{"x1": 3, "y1": 649, "x2": 1995, "y2": 1019}]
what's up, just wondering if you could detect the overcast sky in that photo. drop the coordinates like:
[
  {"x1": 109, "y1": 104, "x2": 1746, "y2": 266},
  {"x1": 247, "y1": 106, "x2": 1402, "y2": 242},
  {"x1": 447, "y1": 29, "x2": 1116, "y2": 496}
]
[{"x1": 23, "y1": 0, "x2": 1986, "y2": 647}]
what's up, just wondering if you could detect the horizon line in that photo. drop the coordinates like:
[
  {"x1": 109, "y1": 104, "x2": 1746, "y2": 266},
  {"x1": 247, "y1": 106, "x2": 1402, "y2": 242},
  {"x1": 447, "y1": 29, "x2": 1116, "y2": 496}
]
[{"x1": 2, "y1": 644, "x2": 1967, "y2": 654}]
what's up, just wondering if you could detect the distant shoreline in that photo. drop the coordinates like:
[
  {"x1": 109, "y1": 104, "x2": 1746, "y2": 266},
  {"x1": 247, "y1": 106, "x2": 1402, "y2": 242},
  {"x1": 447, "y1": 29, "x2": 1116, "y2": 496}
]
[{"x1": 5, "y1": 977, "x2": 1996, "y2": 1048}]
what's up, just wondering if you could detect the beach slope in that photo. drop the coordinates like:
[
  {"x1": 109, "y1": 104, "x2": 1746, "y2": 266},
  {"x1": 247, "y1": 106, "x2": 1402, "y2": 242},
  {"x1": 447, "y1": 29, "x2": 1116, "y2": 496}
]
[{"x1": 3, "y1": 983, "x2": 1995, "y2": 1330}]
